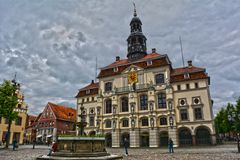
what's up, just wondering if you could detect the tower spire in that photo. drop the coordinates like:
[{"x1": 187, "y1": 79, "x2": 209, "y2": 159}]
[{"x1": 133, "y1": 2, "x2": 137, "y2": 17}]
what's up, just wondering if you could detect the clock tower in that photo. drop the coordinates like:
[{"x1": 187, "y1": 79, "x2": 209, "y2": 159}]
[{"x1": 127, "y1": 5, "x2": 147, "y2": 61}]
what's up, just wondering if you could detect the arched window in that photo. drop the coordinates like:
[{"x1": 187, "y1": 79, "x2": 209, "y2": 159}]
[
  {"x1": 155, "y1": 74, "x2": 164, "y2": 84},
  {"x1": 105, "y1": 99, "x2": 112, "y2": 114},
  {"x1": 105, "y1": 120, "x2": 111, "y2": 128},
  {"x1": 122, "y1": 119, "x2": 129, "y2": 127},
  {"x1": 140, "y1": 94, "x2": 148, "y2": 110},
  {"x1": 158, "y1": 93, "x2": 166, "y2": 108},
  {"x1": 141, "y1": 117, "x2": 149, "y2": 126},
  {"x1": 121, "y1": 97, "x2": 129, "y2": 112},
  {"x1": 160, "y1": 117, "x2": 167, "y2": 125}
]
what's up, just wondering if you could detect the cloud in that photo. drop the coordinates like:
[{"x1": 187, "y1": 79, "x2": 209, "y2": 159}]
[{"x1": 0, "y1": 0, "x2": 239, "y2": 115}]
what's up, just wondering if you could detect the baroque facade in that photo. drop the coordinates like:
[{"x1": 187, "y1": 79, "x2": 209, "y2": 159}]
[
  {"x1": 0, "y1": 81, "x2": 28, "y2": 145},
  {"x1": 76, "y1": 9, "x2": 216, "y2": 148}
]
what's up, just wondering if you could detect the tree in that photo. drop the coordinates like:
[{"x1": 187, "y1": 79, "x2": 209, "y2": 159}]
[
  {"x1": 234, "y1": 97, "x2": 240, "y2": 133},
  {"x1": 0, "y1": 80, "x2": 18, "y2": 148}
]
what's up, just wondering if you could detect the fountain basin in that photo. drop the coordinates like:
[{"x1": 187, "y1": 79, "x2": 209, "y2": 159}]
[{"x1": 36, "y1": 136, "x2": 122, "y2": 160}]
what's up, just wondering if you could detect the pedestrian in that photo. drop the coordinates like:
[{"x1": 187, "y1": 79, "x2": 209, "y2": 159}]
[
  {"x1": 32, "y1": 139, "x2": 36, "y2": 149},
  {"x1": 168, "y1": 138, "x2": 174, "y2": 153},
  {"x1": 12, "y1": 138, "x2": 17, "y2": 151},
  {"x1": 48, "y1": 141, "x2": 58, "y2": 156},
  {"x1": 123, "y1": 137, "x2": 129, "y2": 156}
]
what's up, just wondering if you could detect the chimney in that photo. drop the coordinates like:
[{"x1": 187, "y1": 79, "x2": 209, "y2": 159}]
[
  {"x1": 116, "y1": 56, "x2": 120, "y2": 61},
  {"x1": 152, "y1": 48, "x2": 156, "y2": 53},
  {"x1": 188, "y1": 60, "x2": 192, "y2": 67},
  {"x1": 91, "y1": 80, "x2": 94, "y2": 84}
]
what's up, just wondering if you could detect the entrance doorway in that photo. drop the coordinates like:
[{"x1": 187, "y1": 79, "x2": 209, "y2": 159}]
[
  {"x1": 196, "y1": 127, "x2": 211, "y2": 145},
  {"x1": 159, "y1": 131, "x2": 168, "y2": 147},
  {"x1": 105, "y1": 133, "x2": 112, "y2": 147},
  {"x1": 178, "y1": 127, "x2": 192, "y2": 146},
  {"x1": 140, "y1": 132, "x2": 149, "y2": 147},
  {"x1": 120, "y1": 132, "x2": 130, "y2": 147}
]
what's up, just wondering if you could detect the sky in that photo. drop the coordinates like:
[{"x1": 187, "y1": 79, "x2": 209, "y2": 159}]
[{"x1": 0, "y1": 0, "x2": 240, "y2": 115}]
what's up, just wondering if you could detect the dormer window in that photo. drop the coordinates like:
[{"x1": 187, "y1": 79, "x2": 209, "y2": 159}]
[
  {"x1": 147, "y1": 60, "x2": 152, "y2": 66},
  {"x1": 86, "y1": 90, "x2": 90, "y2": 94},
  {"x1": 113, "y1": 67, "x2": 118, "y2": 72},
  {"x1": 184, "y1": 72, "x2": 190, "y2": 79}
]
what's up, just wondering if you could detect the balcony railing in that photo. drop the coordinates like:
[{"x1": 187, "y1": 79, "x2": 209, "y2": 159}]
[{"x1": 115, "y1": 84, "x2": 150, "y2": 93}]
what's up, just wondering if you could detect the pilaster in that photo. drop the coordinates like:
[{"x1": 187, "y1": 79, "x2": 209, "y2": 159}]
[
  {"x1": 149, "y1": 128, "x2": 159, "y2": 147},
  {"x1": 130, "y1": 130, "x2": 140, "y2": 147},
  {"x1": 112, "y1": 130, "x2": 120, "y2": 147},
  {"x1": 168, "y1": 127, "x2": 178, "y2": 147}
]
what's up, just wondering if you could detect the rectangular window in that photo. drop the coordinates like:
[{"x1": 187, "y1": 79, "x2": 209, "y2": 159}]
[
  {"x1": 180, "y1": 109, "x2": 188, "y2": 121},
  {"x1": 15, "y1": 117, "x2": 22, "y2": 126},
  {"x1": 105, "y1": 82, "x2": 112, "y2": 92},
  {"x1": 195, "y1": 82, "x2": 199, "y2": 88},
  {"x1": 105, "y1": 121, "x2": 111, "y2": 128},
  {"x1": 123, "y1": 77, "x2": 128, "y2": 87},
  {"x1": 140, "y1": 95, "x2": 148, "y2": 110},
  {"x1": 177, "y1": 85, "x2": 181, "y2": 91},
  {"x1": 142, "y1": 118, "x2": 149, "y2": 126},
  {"x1": 122, "y1": 119, "x2": 129, "y2": 127},
  {"x1": 194, "y1": 108, "x2": 203, "y2": 120},
  {"x1": 155, "y1": 74, "x2": 164, "y2": 84},
  {"x1": 92, "y1": 97, "x2": 94, "y2": 101},
  {"x1": 89, "y1": 116, "x2": 94, "y2": 127},
  {"x1": 186, "y1": 84, "x2": 190, "y2": 90},
  {"x1": 158, "y1": 93, "x2": 166, "y2": 108}
]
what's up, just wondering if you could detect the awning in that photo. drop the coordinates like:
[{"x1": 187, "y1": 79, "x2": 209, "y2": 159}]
[
  {"x1": 47, "y1": 135, "x2": 52, "y2": 138},
  {"x1": 37, "y1": 135, "x2": 42, "y2": 138}
]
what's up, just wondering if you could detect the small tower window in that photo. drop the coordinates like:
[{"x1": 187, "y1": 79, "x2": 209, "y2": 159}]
[{"x1": 147, "y1": 60, "x2": 152, "y2": 66}]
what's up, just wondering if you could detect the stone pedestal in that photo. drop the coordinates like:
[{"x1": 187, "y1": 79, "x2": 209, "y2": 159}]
[
  {"x1": 168, "y1": 127, "x2": 178, "y2": 147},
  {"x1": 112, "y1": 130, "x2": 120, "y2": 147},
  {"x1": 211, "y1": 134, "x2": 216, "y2": 145},
  {"x1": 130, "y1": 130, "x2": 140, "y2": 147},
  {"x1": 149, "y1": 128, "x2": 159, "y2": 147}
]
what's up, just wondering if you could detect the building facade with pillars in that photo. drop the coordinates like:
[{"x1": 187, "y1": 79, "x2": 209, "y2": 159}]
[
  {"x1": 76, "y1": 9, "x2": 216, "y2": 148},
  {"x1": 0, "y1": 81, "x2": 28, "y2": 145}
]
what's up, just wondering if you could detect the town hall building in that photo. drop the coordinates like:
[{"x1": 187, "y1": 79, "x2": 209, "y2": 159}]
[{"x1": 76, "y1": 8, "x2": 216, "y2": 148}]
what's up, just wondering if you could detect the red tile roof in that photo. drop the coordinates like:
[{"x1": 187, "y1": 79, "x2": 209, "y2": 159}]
[
  {"x1": 105, "y1": 53, "x2": 161, "y2": 68},
  {"x1": 170, "y1": 66, "x2": 208, "y2": 83},
  {"x1": 171, "y1": 66, "x2": 205, "y2": 75},
  {"x1": 98, "y1": 53, "x2": 170, "y2": 78},
  {"x1": 48, "y1": 102, "x2": 76, "y2": 122},
  {"x1": 75, "y1": 82, "x2": 99, "y2": 98}
]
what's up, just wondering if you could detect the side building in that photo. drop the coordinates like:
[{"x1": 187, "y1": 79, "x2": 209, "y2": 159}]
[
  {"x1": 75, "y1": 9, "x2": 215, "y2": 148},
  {"x1": 0, "y1": 82, "x2": 28, "y2": 145},
  {"x1": 36, "y1": 102, "x2": 76, "y2": 144}
]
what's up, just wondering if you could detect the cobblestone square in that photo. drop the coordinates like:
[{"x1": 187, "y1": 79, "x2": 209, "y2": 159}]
[{"x1": 0, "y1": 144, "x2": 239, "y2": 160}]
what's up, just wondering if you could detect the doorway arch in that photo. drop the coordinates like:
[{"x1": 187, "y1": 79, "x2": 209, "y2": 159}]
[
  {"x1": 178, "y1": 127, "x2": 192, "y2": 146},
  {"x1": 140, "y1": 131, "x2": 149, "y2": 147}
]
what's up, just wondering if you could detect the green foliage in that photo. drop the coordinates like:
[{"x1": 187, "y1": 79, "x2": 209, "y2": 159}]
[
  {"x1": 0, "y1": 80, "x2": 18, "y2": 120},
  {"x1": 0, "y1": 80, "x2": 19, "y2": 148},
  {"x1": 215, "y1": 97, "x2": 240, "y2": 134}
]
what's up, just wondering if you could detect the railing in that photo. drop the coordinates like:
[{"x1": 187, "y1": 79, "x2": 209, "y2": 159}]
[{"x1": 115, "y1": 84, "x2": 150, "y2": 93}]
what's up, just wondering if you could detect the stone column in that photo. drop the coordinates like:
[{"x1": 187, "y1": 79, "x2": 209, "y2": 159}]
[
  {"x1": 211, "y1": 134, "x2": 216, "y2": 145},
  {"x1": 168, "y1": 127, "x2": 178, "y2": 147},
  {"x1": 130, "y1": 130, "x2": 140, "y2": 147},
  {"x1": 53, "y1": 128, "x2": 57, "y2": 141},
  {"x1": 192, "y1": 135, "x2": 196, "y2": 145},
  {"x1": 149, "y1": 128, "x2": 159, "y2": 147},
  {"x1": 112, "y1": 130, "x2": 120, "y2": 147}
]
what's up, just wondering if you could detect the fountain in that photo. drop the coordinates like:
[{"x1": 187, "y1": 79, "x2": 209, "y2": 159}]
[{"x1": 37, "y1": 104, "x2": 122, "y2": 160}]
